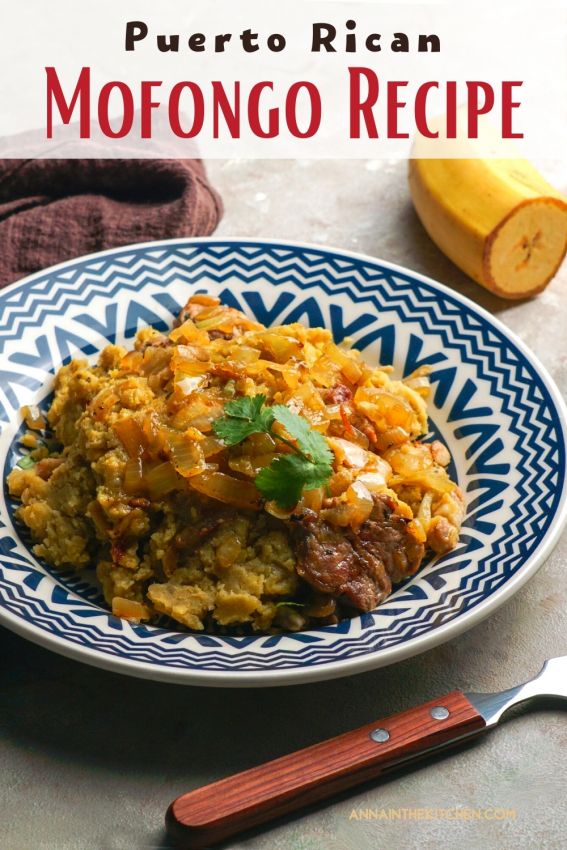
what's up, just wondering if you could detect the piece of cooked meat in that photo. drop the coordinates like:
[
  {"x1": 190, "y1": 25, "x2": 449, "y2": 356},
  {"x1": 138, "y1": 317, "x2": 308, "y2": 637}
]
[
  {"x1": 324, "y1": 383, "x2": 353, "y2": 404},
  {"x1": 291, "y1": 494, "x2": 424, "y2": 612},
  {"x1": 354, "y1": 494, "x2": 425, "y2": 584},
  {"x1": 291, "y1": 514, "x2": 390, "y2": 611}
]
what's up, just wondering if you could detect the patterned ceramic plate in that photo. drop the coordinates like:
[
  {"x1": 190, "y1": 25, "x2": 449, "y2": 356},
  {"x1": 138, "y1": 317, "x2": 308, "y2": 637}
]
[{"x1": 1, "y1": 239, "x2": 566, "y2": 687}]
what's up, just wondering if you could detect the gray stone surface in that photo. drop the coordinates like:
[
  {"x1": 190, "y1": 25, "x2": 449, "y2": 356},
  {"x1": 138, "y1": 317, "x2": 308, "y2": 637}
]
[{"x1": 1, "y1": 158, "x2": 567, "y2": 850}]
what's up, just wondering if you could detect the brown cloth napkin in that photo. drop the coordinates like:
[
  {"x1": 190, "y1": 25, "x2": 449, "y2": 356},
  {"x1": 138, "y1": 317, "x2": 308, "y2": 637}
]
[{"x1": 0, "y1": 159, "x2": 223, "y2": 287}]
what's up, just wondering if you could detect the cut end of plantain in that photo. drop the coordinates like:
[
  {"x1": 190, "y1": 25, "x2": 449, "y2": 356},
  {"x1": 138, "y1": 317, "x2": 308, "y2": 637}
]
[
  {"x1": 408, "y1": 154, "x2": 567, "y2": 300},
  {"x1": 486, "y1": 199, "x2": 567, "y2": 298}
]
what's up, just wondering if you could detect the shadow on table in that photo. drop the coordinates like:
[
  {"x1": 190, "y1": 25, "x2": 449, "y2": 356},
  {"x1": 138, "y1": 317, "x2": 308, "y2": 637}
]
[{"x1": 1, "y1": 625, "x2": 459, "y2": 782}]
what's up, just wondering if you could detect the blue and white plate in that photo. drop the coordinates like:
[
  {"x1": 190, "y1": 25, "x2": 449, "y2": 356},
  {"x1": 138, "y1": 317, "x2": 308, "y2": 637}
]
[{"x1": 0, "y1": 238, "x2": 566, "y2": 686}]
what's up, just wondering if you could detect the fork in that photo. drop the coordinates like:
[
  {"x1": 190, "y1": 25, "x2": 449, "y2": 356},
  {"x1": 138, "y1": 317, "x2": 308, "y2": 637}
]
[{"x1": 166, "y1": 656, "x2": 566, "y2": 848}]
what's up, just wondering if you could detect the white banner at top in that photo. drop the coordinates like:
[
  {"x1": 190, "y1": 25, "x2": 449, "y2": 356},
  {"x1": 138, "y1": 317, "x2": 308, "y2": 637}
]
[{"x1": 0, "y1": 0, "x2": 565, "y2": 158}]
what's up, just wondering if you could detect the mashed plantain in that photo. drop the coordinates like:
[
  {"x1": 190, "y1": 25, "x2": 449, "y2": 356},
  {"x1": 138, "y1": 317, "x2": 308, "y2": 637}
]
[{"x1": 8, "y1": 295, "x2": 464, "y2": 633}]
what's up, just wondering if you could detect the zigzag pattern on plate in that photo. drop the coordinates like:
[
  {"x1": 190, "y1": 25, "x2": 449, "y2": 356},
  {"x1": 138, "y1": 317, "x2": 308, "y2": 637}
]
[{"x1": 0, "y1": 241, "x2": 564, "y2": 673}]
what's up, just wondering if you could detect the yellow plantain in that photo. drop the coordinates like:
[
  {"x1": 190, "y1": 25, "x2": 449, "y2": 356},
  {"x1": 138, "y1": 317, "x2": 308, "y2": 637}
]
[{"x1": 408, "y1": 156, "x2": 567, "y2": 299}]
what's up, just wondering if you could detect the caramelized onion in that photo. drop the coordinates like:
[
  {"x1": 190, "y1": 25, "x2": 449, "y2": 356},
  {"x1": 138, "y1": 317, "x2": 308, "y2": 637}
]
[
  {"x1": 228, "y1": 454, "x2": 276, "y2": 477},
  {"x1": 172, "y1": 356, "x2": 209, "y2": 377},
  {"x1": 231, "y1": 346, "x2": 261, "y2": 365},
  {"x1": 327, "y1": 436, "x2": 370, "y2": 470},
  {"x1": 403, "y1": 375, "x2": 430, "y2": 396},
  {"x1": 346, "y1": 480, "x2": 374, "y2": 523},
  {"x1": 305, "y1": 596, "x2": 336, "y2": 618},
  {"x1": 328, "y1": 468, "x2": 354, "y2": 497},
  {"x1": 384, "y1": 443, "x2": 432, "y2": 476},
  {"x1": 188, "y1": 294, "x2": 220, "y2": 308},
  {"x1": 356, "y1": 465, "x2": 391, "y2": 493},
  {"x1": 119, "y1": 350, "x2": 143, "y2": 373},
  {"x1": 256, "y1": 331, "x2": 303, "y2": 363},
  {"x1": 176, "y1": 375, "x2": 208, "y2": 396},
  {"x1": 22, "y1": 404, "x2": 46, "y2": 431},
  {"x1": 389, "y1": 470, "x2": 455, "y2": 495},
  {"x1": 189, "y1": 471, "x2": 261, "y2": 509},
  {"x1": 333, "y1": 348, "x2": 363, "y2": 383},
  {"x1": 141, "y1": 414, "x2": 166, "y2": 456},
  {"x1": 320, "y1": 481, "x2": 374, "y2": 529},
  {"x1": 299, "y1": 487, "x2": 324, "y2": 512},
  {"x1": 175, "y1": 343, "x2": 210, "y2": 362},
  {"x1": 169, "y1": 319, "x2": 210, "y2": 345},
  {"x1": 113, "y1": 417, "x2": 146, "y2": 458},
  {"x1": 354, "y1": 387, "x2": 415, "y2": 435},
  {"x1": 310, "y1": 355, "x2": 340, "y2": 388},
  {"x1": 264, "y1": 500, "x2": 295, "y2": 519},
  {"x1": 145, "y1": 462, "x2": 180, "y2": 500},
  {"x1": 167, "y1": 434, "x2": 206, "y2": 477},
  {"x1": 199, "y1": 435, "x2": 225, "y2": 458},
  {"x1": 193, "y1": 306, "x2": 227, "y2": 330},
  {"x1": 112, "y1": 597, "x2": 151, "y2": 622},
  {"x1": 123, "y1": 457, "x2": 145, "y2": 495}
]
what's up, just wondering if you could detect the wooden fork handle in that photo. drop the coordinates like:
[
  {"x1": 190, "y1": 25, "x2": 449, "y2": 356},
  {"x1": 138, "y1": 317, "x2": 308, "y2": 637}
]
[{"x1": 166, "y1": 690, "x2": 486, "y2": 849}]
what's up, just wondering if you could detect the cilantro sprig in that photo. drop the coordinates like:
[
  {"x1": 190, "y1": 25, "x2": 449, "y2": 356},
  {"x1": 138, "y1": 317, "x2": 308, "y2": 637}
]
[
  {"x1": 213, "y1": 394, "x2": 333, "y2": 508},
  {"x1": 212, "y1": 394, "x2": 275, "y2": 445}
]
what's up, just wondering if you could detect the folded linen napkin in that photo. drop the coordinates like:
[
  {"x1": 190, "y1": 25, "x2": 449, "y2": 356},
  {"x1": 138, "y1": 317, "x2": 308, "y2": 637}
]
[{"x1": 0, "y1": 158, "x2": 223, "y2": 287}]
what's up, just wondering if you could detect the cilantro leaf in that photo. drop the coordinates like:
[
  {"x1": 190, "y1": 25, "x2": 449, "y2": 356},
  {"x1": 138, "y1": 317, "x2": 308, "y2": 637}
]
[
  {"x1": 214, "y1": 395, "x2": 334, "y2": 508},
  {"x1": 212, "y1": 394, "x2": 275, "y2": 446},
  {"x1": 256, "y1": 453, "x2": 332, "y2": 508},
  {"x1": 271, "y1": 405, "x2": 333, "y2": 467},
  {"x1": 223, "y1": 394, "x2": 268, "y2": 421},
  {"x1": 255, "y1": 455, "x2": 306, "y2": 507}
]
